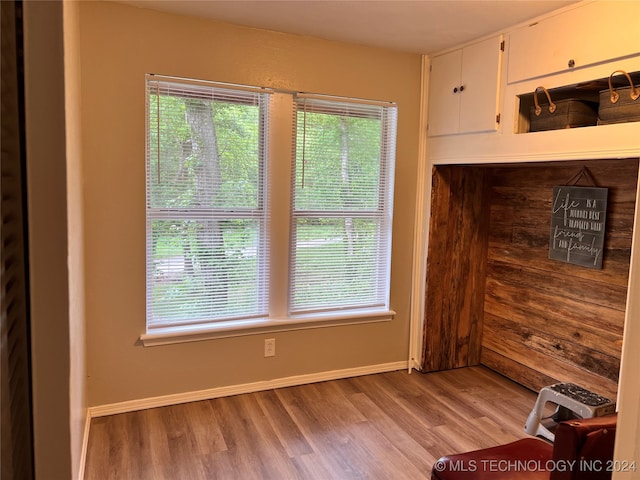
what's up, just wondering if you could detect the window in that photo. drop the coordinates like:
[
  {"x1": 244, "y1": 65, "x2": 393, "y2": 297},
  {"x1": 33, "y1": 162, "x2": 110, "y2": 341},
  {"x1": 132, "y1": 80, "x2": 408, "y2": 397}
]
[
  {"x1": 145, "y1": 75, "x2": 397, "y2": 342},
  {"x1": 146, "y1": 77, "x2": 269, "y2": 331},
  {"x1": 290, "y1": 95, "x2": 397, "y2": 317}
]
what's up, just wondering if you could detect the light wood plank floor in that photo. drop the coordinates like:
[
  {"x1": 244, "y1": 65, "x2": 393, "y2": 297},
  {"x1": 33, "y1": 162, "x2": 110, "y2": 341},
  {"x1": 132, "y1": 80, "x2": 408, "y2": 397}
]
[{"x1": 85, "y1": 366, "x2": 538, "y2": 479}]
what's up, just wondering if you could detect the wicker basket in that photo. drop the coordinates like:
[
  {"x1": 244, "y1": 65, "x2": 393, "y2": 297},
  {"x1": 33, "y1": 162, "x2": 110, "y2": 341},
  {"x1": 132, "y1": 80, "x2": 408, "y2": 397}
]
[
  {"x1": 529, "y1": 86, "x2": 598, "y2": 132},
  {"x1": 598, "y1": 70, "x2": 640, "y2": 125}
]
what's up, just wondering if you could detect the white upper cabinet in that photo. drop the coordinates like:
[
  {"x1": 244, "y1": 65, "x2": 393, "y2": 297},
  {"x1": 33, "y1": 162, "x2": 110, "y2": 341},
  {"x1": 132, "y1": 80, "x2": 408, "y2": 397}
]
[
  {"x1": 508, "y1": 1, "x2": 640, "y2": 84},
  {"x1": 428, "y1": 35, "x2": 504, "y2": 136}
]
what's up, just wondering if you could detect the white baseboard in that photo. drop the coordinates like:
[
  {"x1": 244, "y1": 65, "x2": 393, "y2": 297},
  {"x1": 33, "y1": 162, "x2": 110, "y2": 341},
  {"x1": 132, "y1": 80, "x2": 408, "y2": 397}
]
[{"x1": 89, "y1": 360, "x2": 408, "y2": 418}]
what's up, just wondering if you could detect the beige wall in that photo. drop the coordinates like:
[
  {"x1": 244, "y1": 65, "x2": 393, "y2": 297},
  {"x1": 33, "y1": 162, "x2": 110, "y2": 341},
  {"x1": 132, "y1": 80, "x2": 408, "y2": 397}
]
[{"x1": 80, "y1": 1, "x2": 422, "y2": 407}]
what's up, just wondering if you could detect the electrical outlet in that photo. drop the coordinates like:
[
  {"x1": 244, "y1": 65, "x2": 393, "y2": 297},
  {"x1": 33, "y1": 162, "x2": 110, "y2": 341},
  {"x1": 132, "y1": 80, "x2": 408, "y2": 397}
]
[{"x1": 264, "y1": 338, "x2": 275, "y2": 357}]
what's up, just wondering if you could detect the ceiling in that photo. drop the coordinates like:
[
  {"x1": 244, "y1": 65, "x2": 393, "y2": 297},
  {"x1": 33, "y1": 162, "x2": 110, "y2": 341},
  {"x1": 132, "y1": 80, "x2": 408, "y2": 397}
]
[{"x1": 118, "y1": 0, "x2": 577, "y2": 55}]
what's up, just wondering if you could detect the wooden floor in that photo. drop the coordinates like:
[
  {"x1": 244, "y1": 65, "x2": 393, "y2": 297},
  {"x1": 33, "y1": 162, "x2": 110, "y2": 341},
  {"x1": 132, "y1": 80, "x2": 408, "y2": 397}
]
[{"x1": 84, "y1": 366, "x2": 538, "y2": 479}]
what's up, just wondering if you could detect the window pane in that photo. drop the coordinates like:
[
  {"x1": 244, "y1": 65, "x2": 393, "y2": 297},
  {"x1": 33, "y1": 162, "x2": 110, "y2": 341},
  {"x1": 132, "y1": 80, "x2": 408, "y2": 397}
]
[
  {"x1": 146, "y1": 77, "x2": 268, "y2": 331},
  {"x1": 147, "y1": 219, "x2": 265, "y2": 326},
  {"x1": 294, "y1": 112, "x2": 382, "y2": 211},
  {"x1": 291, "y1": 97, "x2": 396, "y2": 316},
  {"x1": 148, "y1": 91, "x2": 263, "y2": 210},
  {"x1": 290, "y1": 217, "x2": 386, "y2": 313}
]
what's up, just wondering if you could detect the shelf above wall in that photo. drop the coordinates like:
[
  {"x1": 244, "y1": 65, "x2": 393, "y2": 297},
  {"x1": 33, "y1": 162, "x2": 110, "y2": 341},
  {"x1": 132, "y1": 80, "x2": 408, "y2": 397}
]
[{"x1": 516, "y1": 71, "x2": 640, "y2": 134}]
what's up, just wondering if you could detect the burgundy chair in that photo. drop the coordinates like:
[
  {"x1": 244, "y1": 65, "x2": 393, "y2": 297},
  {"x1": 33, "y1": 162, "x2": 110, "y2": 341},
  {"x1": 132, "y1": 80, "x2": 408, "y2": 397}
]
[{"x1": 431, "y1": 414, "x2": 617, "y2": 480}]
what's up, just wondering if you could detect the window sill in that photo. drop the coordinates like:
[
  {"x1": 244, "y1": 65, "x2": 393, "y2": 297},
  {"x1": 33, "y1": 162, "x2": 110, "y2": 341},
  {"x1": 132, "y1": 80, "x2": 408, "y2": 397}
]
[{"x1": 139, "y1": 309, "x2": 396, "y2": 347}]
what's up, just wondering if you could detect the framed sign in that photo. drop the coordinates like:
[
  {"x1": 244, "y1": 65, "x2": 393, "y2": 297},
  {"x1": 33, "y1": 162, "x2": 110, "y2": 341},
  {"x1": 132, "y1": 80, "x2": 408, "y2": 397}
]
[{"x1": 549, "y1": 186, "x2": 608, "y2": 269}]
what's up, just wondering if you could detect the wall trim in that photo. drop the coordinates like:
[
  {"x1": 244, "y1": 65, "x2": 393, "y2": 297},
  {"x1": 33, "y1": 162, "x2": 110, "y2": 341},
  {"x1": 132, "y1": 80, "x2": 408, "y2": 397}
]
[
  {"x1": 431, "y1": 148, "x2": 640, "y2": 166},
  {"x1": 89, "y1": 361, "x2": 409, "y2": 418},
  {"x1": 78, "y1": 412, "x2": 91, "y2": 480},
  {"x1": 408, "y1": 54, "x2": 431, "y2": 372},
  {"x1": 612, "y1": 174, "x2": 640, "y2": 477}
]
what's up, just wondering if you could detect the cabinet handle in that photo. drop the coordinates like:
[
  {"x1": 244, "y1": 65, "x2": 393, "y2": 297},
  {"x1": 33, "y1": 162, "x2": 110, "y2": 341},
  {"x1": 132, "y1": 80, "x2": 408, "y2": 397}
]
[
  {"x1": 568, "y1": 59, "x2": 575, "y2": 68},
  {"x1": 453, "y1": 87, "x2": 458, "y2": 93},
  {"x1": 460, "y1": 85, "x2": 465, "y2": 92}
]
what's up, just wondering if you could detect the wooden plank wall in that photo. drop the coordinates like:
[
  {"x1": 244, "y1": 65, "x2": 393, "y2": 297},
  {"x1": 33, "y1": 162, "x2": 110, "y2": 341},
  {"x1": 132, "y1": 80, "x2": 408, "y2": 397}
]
[
  {"x1": 481, "y1": 159, "x2": 638, "y2": 401},
  {"x1": 422, "y1": 166, "x2": 491, "y2": 372}
]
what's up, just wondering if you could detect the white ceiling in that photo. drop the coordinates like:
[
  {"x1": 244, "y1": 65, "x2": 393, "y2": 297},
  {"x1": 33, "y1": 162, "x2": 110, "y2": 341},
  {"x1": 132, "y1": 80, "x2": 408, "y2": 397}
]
[{"x1": 118, "y1": 0, "x2": 578, "y2": 55}]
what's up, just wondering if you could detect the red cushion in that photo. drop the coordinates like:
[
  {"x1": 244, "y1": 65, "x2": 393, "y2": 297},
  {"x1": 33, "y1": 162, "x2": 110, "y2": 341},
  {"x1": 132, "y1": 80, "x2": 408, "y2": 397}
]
[{"x1": 431, "y1": 438, "x2": 552, "y2": 480}]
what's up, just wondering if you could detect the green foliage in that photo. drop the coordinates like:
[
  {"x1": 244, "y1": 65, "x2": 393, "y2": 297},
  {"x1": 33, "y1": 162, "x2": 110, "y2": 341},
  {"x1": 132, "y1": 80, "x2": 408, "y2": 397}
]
[
  {"x1": 290, "y1": 107, "x2": 388, "y2": 312},
  {"x1": 295, "y1": 112, "x2": 382, "y2": 211},
  {"x1": 148, "y1": 94, "x2": 261, "y2": 209},
  {"x1": 149, "y1": 219, "x2": 261, "y2": 324},
  {"x1": 291, "y1": 218, "x2": 380, "y2": 310},
  {"x1": 148, "y1": 91, "x2": 265, "y2": 324}
]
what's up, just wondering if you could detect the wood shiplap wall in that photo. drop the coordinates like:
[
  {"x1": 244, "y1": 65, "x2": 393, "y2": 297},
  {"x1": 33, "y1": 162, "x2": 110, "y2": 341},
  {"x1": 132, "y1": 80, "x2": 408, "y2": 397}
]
[
  {"x1": 481, "y1": 159, "x2": 638, "y2": 401},
  {"x1": 421, "y1": 159, "x2": 637, "y2": 401},
  {"x1": 422, "y1": 166, "x2": 490, "y2": 372}
]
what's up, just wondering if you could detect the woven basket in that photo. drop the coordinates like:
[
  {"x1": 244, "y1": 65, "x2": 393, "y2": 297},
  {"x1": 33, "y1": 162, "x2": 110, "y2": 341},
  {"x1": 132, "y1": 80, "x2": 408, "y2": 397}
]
[
  {"x1": 529, "y1": 86, "x2": 598, "y2": 132},
  {"x1": 598, "y1": 70, "x2": 640, "y2": 125}
]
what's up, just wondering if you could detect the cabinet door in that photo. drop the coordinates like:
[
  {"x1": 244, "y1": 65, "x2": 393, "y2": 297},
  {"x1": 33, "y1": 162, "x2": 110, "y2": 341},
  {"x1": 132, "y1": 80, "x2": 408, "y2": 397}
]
[
  {"x1": 428, "y1": 35, "x2": 503, "y2": 136},
  {"x1": 428, "y1": 48, "x2": 462, "y2": 136},
  {"x1": 459, "y1": 35, "x2": 503, "y2": 134},
  {"x1": 508, "y1": 1, "x2": 640, "y2": 84}
]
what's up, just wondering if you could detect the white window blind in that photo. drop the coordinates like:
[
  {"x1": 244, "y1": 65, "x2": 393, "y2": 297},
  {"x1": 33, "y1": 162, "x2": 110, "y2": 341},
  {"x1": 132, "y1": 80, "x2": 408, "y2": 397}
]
[
  {"x1": 145, "y1": 76, "x2": 270, "y2": 330},
  {"x1": 290, "y1": 95, "x2": 397, "y2": 316}
]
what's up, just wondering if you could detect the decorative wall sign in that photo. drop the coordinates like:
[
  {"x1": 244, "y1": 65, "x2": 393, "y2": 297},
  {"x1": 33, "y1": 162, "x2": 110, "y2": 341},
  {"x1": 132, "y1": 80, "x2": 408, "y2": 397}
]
[{"x1": 549, "y1": 186, "x2": 608, "y2": 269}]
